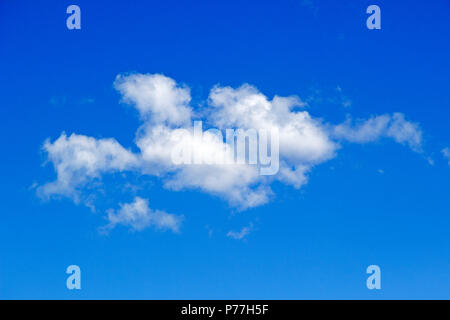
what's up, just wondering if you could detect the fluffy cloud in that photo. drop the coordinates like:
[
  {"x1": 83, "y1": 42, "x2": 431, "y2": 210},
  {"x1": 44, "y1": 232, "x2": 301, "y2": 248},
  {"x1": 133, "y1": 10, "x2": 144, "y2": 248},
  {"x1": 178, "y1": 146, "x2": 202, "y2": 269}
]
[
  {"x1": 114, "y1": 73, "x2": 192, "y2": 125},
  {"x1": 37, "y1": 133, "x2": 138, "y2": 202},
  {"x1": 103, "y1": 197, "x2": 182, "y2": 233},
  {"x1": 38, "y1": 73, "x2": 426, "y2": 231},
  {"x1": 209, "y1": 84, "x2": 336, "y2": 163},
  {"x1": 226, "y1": 224, "x2": 252, "y2": 240},
  {"x1": 208, "y1": 84, "x2": 337, "y2": 189},
  {"x1": 334, "y1": 113, "x2": 423, "y2": 152}
]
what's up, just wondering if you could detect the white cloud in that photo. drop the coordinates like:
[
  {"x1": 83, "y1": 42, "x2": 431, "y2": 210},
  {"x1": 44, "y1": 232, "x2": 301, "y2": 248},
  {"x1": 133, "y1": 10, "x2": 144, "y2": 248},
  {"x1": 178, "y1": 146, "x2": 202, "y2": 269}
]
[
  {"x1": 163, "y1": 164, "x2": 270, "y2": 209},
  {"x1": 334, "y1": 113, "x2": 423, "y2": 152},
  {"x1": 442, "y1": 148, "x2": 450, "y2": 165},
  {"x1": 37, "y1": 133, "x2": 138, "y2": 202},
  {"x1": 209, "y1": 84, "x2": 336, "y2": 163},
  {"x1": 38, "y1": 73, "x2": 427, "y2": 226},
  {"x1": 103, "y1": 197, "x2": 182, "y2": 232},
  {"x1": 127, "y1": 82, "x2": 339, "y2": 208},
  {"x1": 114, "y1": 73, "x2": 192, "y2": 126},
  {"x1": 386, "y1": 113, "x2": 423, "y2": 151},
  {"x1": 133, "y1": 124, "x2": 267, "y2": 210},
  {"x1": 226, "y1": 224, "x2": 252, "y2": 240},
  {"x1": 208, "y1": 84, "x2": 337, "y2": 189}
]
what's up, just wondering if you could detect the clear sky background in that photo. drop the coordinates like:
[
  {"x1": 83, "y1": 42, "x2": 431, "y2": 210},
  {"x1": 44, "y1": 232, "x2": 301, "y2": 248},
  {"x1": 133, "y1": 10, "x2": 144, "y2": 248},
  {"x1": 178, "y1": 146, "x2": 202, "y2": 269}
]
[{"x1": 1, "y1": 0, "x2": 450, "y2": 299}]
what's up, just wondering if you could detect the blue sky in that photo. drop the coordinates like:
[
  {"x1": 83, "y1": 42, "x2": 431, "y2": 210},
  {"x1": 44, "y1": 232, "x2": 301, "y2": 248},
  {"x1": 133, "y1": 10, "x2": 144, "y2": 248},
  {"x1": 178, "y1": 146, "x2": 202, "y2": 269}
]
[{"x1": 1, "y1": 0, "x2": 450, "y2": 299}]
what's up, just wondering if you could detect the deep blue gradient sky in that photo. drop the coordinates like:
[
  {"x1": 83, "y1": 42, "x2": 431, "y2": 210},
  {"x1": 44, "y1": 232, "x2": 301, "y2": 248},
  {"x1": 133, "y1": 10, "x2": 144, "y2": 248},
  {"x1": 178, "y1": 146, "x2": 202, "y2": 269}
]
[{"x1": 1, "y1": 0, "x2": 450, "y2": 299}]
